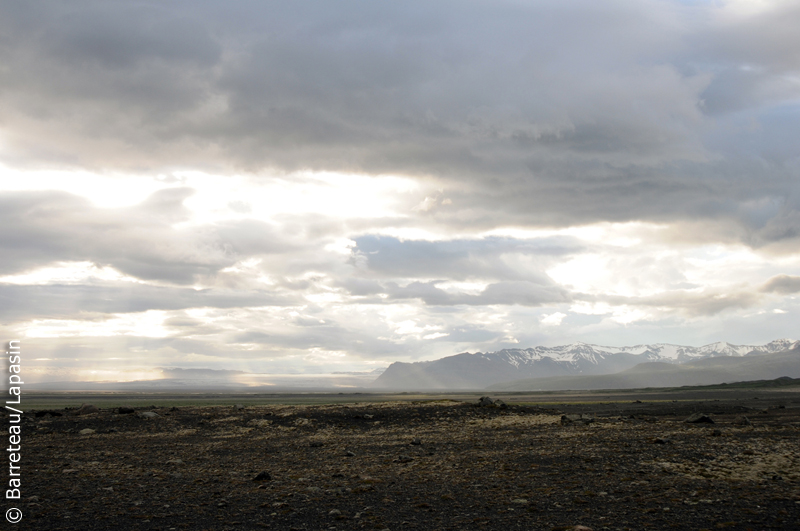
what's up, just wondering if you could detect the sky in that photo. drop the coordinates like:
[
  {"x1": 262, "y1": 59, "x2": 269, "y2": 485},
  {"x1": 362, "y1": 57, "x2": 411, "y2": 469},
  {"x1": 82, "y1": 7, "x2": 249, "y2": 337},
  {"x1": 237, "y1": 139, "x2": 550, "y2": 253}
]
[{"x1": 1, "y1": 0, "x2": 799, "y2": 385}]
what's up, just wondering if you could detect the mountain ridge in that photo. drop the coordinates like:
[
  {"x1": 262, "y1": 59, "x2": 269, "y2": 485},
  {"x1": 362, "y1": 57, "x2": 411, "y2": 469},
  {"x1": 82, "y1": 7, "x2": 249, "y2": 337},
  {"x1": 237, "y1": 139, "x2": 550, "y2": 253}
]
[
  {"x1": 489, "y1": 343, "x2": 800, "y2": 391},
  {"x1": 373, "y1": 339, "x2": 799, "y2": 390}
]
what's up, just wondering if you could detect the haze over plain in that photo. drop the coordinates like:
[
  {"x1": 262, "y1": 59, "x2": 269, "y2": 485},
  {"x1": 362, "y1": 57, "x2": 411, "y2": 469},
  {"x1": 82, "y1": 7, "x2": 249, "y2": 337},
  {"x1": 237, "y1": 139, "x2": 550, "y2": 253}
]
[{"x1": 1, "y1": 0, "x2": 799, "y2": 387}]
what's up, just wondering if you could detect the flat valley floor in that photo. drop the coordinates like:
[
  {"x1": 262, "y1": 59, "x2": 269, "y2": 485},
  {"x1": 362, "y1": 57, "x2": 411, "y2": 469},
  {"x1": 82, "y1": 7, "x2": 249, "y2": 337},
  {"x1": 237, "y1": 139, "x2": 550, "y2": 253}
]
[{"x1": 11, "y1": 389, "x2": 800, "y2": 530}]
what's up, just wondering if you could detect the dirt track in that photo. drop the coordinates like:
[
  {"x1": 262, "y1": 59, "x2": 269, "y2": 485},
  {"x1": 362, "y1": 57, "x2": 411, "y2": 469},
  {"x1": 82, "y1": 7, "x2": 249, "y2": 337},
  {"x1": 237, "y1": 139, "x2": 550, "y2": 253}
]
[{"x1": 11, "y1": 390, "x2": 800, "y2": 530}]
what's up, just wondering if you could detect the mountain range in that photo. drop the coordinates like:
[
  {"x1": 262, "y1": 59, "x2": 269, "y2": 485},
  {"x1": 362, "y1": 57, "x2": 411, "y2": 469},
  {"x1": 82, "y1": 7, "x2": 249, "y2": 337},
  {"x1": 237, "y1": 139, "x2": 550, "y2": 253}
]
[{"x1": 373, "y1": 339, "x2": 800, "y2": 390}]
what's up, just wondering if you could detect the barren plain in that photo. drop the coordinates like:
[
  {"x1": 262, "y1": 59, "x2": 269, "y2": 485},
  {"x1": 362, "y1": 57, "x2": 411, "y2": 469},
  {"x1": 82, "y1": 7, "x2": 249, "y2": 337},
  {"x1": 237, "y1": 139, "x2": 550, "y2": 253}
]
[{"x1": 10, "y1": 389, "x2": 800, "y2": 530}]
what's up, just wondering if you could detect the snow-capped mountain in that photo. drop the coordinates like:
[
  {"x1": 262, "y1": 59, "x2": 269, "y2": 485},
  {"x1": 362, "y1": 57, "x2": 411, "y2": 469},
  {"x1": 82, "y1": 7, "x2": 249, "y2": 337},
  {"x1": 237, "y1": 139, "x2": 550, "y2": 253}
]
[{"x1": 373, "y1": 339, "x2": 799, "y2": 389}]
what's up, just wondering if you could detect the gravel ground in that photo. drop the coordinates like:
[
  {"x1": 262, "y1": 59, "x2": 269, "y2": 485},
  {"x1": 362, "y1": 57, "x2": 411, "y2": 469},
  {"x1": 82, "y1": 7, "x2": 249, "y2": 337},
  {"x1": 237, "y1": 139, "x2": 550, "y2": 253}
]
[{"x1": 10, "y1": 393, "x2": 800, "y2": 530}]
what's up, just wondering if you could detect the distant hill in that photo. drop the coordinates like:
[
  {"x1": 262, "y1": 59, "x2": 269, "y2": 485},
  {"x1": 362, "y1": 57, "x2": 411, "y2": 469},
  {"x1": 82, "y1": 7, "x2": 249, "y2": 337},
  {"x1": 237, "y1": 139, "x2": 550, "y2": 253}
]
[
  {"x1": 489, "y1": 343, "x2": 800, "y2": 391},
  {"x1": 373, "y1": 339, "x2": 798, "y2": 390},
  {"x1": 665, "y1": 375, "x2": 800, "y2": 391}
]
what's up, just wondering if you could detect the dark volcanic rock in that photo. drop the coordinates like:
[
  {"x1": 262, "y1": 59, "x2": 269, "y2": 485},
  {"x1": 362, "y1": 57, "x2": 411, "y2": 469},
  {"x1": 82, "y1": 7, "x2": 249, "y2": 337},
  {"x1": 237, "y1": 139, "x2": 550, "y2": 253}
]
[
  {"x1": 561, "y1": 414, "x2": 595, "y2": 425},
  {"x1": 477, "y1": 396, "x2": 496, "y2": 407},
  {"x1": 684, "y1": 413, "x2": 715, "y2": 424},
  {"x1": 72, "y1": 404, "x2": 100, "y2": 416},
  {"x1": 20, "y1": 392, "x2": 800, "y2": 531},
  {"x1": 34, "y1": 410, "x2": 62, "y2": 418},
  {"x1": 476, "y1": 396, "x2": 507, "y2": 408}
]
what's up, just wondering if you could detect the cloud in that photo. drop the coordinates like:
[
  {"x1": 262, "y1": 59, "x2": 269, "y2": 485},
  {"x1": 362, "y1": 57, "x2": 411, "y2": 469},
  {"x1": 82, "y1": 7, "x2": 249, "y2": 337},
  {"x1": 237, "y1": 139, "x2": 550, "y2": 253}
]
[
  {"x1": 541, "y1": 312, "x2": 567, "y2": 326},
  {"x1": 1, "y1": 1, "x2": 797, "y2": 245},
  {"x1": 761, "y1": 275, "x2": 800, "y2": 295},
  {"x1": 0, "y1": 188, "x2": 304, "y2": 284},
  {"x1": 582, "y1": 288, "x2": 764, "y2": 319},
  {"x1": 693, "y1": 2, "x2": 800, "y2": 116},
  {"x1": 352, "y1": 235, "x2": 583, "y2": 281},
  {"x1": 0, "y1": 283, "x2": 297, "y2": 322},
  {"x1": 385, "y1": 280, "x2": 570, "y2": 307}
]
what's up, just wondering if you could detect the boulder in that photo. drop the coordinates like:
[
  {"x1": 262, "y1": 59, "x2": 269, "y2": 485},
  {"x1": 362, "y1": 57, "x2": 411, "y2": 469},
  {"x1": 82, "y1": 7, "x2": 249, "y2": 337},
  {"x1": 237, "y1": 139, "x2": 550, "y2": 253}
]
[
  {"x1": 253, "y1": 471, "x2": 272, "y2": 481},
  {"x1": 73, "y1": 404, "x2": 100, "y2": 416},
  {"x1": 561, "y1": 414, "x2": 595, "y2": 425},
  {"x1": 477, "y1": 396, "x2": 495, "y2": 407},
  {"x1": 684, "y1": 413, "x2": 714, "y2": 424}
]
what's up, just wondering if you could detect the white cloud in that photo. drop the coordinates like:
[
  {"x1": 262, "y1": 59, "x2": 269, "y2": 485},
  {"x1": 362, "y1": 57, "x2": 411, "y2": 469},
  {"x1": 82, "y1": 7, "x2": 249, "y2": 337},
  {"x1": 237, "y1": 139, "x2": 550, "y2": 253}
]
[
  {"x1": 21, "y1": 310, "x2": 173, "y2": 339},
  {"x1": 0, "y1": 164, "x2": 176, "y2": 208},
  {"x1": 0, "y1": 261, "x2": 142, "y2": 285},
  {"x1": 540, "y1": 312, "x2": 567, "y2": 326},
  {"x1": 609, "y1": 307, "x2": 650, "y2": 325}
]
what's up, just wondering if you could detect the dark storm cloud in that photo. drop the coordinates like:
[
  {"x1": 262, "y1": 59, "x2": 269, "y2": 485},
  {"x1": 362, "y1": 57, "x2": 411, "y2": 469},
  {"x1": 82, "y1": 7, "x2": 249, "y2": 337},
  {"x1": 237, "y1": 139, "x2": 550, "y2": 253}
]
[
  {"x1": 0, "y1": 188, "x2": 301, "y2": 284},
  {"x1": 2, "y1": 1, "x2": 798, "y2": 244},
  {"x1": 43, "y1": 5, "x2": 221, "y2": 69}
]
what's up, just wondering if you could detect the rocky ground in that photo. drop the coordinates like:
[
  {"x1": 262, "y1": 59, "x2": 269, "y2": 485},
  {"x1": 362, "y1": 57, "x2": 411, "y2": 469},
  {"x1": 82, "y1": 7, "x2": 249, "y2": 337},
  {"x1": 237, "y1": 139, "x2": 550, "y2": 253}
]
[{"x1": 10, "y1": 391, "x2": 800, "y2": 530}]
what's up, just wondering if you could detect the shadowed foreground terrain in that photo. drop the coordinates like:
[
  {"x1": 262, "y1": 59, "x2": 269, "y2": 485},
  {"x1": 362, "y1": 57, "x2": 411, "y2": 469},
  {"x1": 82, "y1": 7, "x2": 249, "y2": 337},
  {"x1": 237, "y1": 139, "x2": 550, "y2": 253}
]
[{"x1": 15, "y1": 390, "x2": 800, "y2": 530}]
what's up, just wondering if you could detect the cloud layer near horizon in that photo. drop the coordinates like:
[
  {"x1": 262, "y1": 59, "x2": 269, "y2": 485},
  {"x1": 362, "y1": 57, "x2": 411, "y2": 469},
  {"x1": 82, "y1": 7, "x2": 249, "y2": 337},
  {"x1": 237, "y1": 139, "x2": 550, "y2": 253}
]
[{"x1": 1, "y1": 1, "x2": 799, "y2": 383}]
